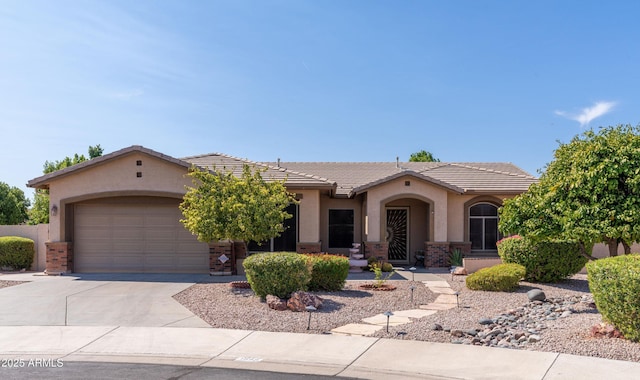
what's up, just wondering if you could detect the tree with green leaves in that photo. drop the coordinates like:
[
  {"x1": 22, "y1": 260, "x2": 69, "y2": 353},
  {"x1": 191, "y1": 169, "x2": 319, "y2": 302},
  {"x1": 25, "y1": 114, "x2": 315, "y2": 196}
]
[
  {"x1": 409, "y1": 150, "x2": 440, "y2": 162},
  {"x1": 500, "y1": 124, "x2": 640, "y2": 259},
  {"x1": 0, "y1": 182, "x2": 30, "y2": 224},
  {"x1": 29, "y1": 145, "x2": 103, "y2": 224},
  {"x1": 180, "y1": 165, "x2": 297, "y2": 248}
]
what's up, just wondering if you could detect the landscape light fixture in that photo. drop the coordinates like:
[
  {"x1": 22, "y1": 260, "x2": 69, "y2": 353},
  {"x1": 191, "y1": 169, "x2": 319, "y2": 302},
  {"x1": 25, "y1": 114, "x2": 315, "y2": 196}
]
[
  {"x1": 409, "y1": 285, "x2": 416, "y2": 304},
  {"x1": 306, "y1": 305, "x2": 317, "y2": 330},
  {"x1": 454, "y1": 292, "x2": 460, "y2": 308},
  {"x1": 409, "y1": 266, "x2": 416, "y2": 282},
  {"x1": 383, "y1": 311, "x2": 394, "y2": 333}
]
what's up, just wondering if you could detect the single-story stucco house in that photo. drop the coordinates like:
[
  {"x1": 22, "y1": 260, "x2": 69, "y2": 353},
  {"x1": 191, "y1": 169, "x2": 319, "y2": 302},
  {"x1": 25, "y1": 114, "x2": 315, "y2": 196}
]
[{"x1": 27, "y1": 145, "x2": 537, "y2": 274}]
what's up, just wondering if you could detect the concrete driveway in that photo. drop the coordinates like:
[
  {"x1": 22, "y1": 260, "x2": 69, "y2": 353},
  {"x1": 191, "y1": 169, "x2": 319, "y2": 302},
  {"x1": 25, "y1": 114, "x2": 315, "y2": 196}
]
[{"x1": 0, "y1": 273, "x2": 214, "y2": 327}]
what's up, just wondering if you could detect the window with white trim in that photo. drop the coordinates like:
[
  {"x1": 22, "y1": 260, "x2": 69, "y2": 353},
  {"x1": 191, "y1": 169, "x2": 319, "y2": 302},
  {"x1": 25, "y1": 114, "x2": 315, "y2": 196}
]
[{"x1": 469, "y1": 203, "x2": 500, "y2": 251}]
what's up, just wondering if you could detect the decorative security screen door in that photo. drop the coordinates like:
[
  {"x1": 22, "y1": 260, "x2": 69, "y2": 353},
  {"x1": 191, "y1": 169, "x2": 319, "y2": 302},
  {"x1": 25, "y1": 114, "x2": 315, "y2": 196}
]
[{"x1": 386, "y1": 207, "x2": 409, "y2": 262}]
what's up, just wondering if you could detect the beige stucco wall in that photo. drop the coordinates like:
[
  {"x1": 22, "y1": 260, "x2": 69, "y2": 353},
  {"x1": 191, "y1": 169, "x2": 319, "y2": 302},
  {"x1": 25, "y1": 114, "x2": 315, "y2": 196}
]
[
  {"x1": 295, "y1": 189, "x2": 321, "y2": 242},
  {"x1": 364, "y1": 176, "x2": 448, "y2": 242},
  {"x1": 0, "y1": 224, "x2": 49, "y2": 271},
  {"x1": 47, "y1": 152, "x2": 193, "y2": 242}
]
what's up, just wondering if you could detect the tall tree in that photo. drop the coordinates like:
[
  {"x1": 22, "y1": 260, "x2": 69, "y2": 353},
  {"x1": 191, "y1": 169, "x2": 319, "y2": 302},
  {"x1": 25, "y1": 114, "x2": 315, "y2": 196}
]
[
  {"x1": 409, "y1": 150, "x2": 440, "y2": 162},
  {"x1": 29, "y1": 145, "x2": 103, "y2": 224},
  {"x1": 500, "y1": 125, "x2": 640, "y2": 259},
  {"x1": 180, "y1": 165, "x2": 297, "y2": 248},
  {"x1": 0, "y1": 182, "x2": 30, "y2": 224}
]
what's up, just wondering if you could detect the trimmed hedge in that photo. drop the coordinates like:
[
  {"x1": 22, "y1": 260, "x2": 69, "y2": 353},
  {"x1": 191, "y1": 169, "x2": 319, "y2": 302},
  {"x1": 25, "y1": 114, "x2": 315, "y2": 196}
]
[
  {"x1": 243, "y1": 252, "x2": 311, "y2": 299},
  {"x1": 466, "y1": 263, "x2": 526, "y2": 291},
  {"x1": 305, "y1": 254, "x2": 349, "y2": 291},
  {"x1": 498, "y1": 236, "x2": 586, "y2": 283},
  {"x1": 587, "y1": 255, "x2": 640, "y2": 342},
  {"x1": 0, "y1": 236, "x2": 34, "y2": 270}
]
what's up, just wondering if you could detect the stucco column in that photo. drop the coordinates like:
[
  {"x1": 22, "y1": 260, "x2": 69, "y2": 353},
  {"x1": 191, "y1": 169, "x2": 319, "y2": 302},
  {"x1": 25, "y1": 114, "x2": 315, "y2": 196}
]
[
  {"x1": 433, "y1": 197, "x2": 448, "y2": 242},
  {"x1": 297, "y1": 190, "x2": 321, "y2": 243}
]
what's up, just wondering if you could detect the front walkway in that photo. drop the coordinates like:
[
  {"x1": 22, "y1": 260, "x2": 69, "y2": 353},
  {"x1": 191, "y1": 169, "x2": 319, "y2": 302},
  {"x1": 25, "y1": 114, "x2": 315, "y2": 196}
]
[{"x1": 332, "y1": 269, "x2": 459, "y2": 336}]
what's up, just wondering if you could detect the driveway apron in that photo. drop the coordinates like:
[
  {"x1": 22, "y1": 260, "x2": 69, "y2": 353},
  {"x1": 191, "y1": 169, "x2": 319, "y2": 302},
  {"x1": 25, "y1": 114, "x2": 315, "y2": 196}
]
[{"x1": 0, "y1": 274, "x2": 210, "y2": 327}]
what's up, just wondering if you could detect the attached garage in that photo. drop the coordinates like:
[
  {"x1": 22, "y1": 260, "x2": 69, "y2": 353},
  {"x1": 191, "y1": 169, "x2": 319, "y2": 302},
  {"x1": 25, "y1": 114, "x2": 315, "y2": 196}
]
[{"x1": 73, "y1": 197, "x2": 209, "y2": 273}]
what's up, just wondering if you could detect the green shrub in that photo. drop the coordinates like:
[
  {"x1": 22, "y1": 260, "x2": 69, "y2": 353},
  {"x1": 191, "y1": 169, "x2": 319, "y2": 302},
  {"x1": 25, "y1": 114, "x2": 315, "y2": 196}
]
[
  {"x1": 587, "y1": 255, "x2": 640, "y2": 342},
  {"x1": 381, "y1": 262, "x2": 394, "y2": 272},
  {"x1": 466, "y1": 263, "x2": 526, "y2": 291},
  {"x1": 305, "y1": 254, "x2": 350, "y2": 291},
  {"x1": 243, "y1": 252, "x2": 311, "y2": 299},
  {"x1": 498, "y1": 236, "x2": 586, "y2": 283},
  {"x1": 0, "y1": 236, "x2": 34, "y2": 270}
]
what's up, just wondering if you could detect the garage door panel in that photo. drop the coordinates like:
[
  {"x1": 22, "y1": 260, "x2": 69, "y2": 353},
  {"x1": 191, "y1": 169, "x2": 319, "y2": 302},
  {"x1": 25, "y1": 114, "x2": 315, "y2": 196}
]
[
  {"x1": 74, "y1": 200, "x2": 209, "y2": 273},
  {"x1": 145, "y1": 228, "x2": 177, "y2": 241},
  {"x1": 112, "y1": 215, "x2": 145, "y2": 227}
]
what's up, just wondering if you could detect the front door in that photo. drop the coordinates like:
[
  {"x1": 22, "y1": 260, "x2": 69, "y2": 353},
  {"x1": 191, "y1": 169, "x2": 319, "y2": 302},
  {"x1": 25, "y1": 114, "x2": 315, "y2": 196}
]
[{"x1": 386, "y1": 207, "x2": 409, "y2": 263}]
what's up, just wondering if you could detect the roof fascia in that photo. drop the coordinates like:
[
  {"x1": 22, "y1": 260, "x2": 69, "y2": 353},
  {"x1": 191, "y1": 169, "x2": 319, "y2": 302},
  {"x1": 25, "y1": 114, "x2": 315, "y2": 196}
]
[
  {"x1": 27, "y1": 145, "x2": 197, "y2": 189},
  {"x1": 350, "y1": 171, "x2": 464, "y2": 197}
]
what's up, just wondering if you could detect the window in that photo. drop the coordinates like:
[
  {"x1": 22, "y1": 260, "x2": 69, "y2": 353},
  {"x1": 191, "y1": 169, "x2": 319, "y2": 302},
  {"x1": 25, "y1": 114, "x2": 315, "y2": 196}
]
[
  {"x1": 469, "y1": 203, "x2": 500, "y2": 251},
  {"x1": 328, "y1": 209, "x2": 354, "y2": 248},
  {"x1": 247, "y1": 204, "x2": 298, "y2": 252}
]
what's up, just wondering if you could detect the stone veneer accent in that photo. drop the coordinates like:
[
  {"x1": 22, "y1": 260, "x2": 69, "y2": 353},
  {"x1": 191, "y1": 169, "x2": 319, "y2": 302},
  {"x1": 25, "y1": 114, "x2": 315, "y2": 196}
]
[
  {"x1": 209, "y1": 242, "x2": 235, "y2": 275},
  {"x1": 425, "y1": 241, "x2": 450, "y2": 268},
  {"x1": 296, "y1": 242, "x2": 322, "y2": 253},
  {"x1": 45, "y1": 242, "x2": 73, "y2": 274},
  {"x1": 364, "y1": 241, "x2": 388, "y2": 262}
]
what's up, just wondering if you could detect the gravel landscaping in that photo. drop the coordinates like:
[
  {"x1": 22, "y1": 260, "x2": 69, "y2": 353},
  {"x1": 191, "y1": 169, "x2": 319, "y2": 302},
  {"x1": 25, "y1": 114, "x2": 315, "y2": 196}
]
[
  {"x1": 0, "y1": 280, "x2": 27, "y2": 290},
  {"x1": 174, "y1": 273, "x2": 640, "y2": 363}
]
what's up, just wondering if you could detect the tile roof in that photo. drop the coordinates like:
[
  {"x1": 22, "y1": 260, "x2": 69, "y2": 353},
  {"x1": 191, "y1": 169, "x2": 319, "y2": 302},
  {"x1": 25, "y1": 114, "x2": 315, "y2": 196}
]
[
  {"x1": 265, "y1": 161, "x2": 537, "y2": 196},
  {"x1": 27, "y1": 145, "x2": 537, "y2": 196},
  {"x1": 182, "y1": 153, "x2": 336, "y2": 189}
]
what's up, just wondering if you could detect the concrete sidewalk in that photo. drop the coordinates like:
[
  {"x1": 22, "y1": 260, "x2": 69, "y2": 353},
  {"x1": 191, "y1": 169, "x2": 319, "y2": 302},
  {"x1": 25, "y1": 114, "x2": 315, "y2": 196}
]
[{"x1": 1, "y1": 325, "x2": 639, "y2": 379}]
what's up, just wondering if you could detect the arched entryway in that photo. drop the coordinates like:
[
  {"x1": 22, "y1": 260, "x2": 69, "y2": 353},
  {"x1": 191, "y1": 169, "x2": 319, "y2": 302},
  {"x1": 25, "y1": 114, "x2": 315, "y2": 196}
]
[{"x1": 382, "y1": 195, "x2": 433, "y2": 265}]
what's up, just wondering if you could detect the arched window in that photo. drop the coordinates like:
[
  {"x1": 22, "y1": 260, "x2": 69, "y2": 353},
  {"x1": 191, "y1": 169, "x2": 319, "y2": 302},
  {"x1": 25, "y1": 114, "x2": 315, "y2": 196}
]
[{"x1": 469, "y1": 203, "x2": 500, "y2": 251}]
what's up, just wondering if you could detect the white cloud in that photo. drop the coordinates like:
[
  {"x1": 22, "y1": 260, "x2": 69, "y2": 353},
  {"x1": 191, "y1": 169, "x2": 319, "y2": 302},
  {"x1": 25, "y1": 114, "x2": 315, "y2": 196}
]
[
  {"x1": 109, "y1": 88, "x2": 144, "y2": 100},
  {"x1": 555, "y1": 101, "x2": 616, "y2": 127}
]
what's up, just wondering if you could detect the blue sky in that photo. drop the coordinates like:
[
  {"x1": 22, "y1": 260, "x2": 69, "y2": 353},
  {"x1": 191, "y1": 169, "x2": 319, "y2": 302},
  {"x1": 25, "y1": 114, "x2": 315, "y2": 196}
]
[{"x1": 1, "y1": 1, "x2": 639, "y2": 197}]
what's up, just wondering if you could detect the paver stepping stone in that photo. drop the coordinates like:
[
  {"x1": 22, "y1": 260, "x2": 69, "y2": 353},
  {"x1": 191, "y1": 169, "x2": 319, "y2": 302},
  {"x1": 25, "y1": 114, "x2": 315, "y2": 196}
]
[
  {"x1": 419, "y1": 303, "x2": 457, "y2": 311},
  {"x1": 330, "y1": 323, "x2": 383, "y2": 336},
  {"x1": 433, "y1": 294, "x2": 459, "y2": 304},
  {"x1": 362, "y1": 314, "x2": 412, "y2": 326},
  {"x1": 392, "y1": 309, "x2": 437, "y2": 319},
  {"x1": 422, "y1": 281, "x2": 450, "y2": 288},
  {"x1": 429, "y1": 287, "x2": 457, "y2": 295}
]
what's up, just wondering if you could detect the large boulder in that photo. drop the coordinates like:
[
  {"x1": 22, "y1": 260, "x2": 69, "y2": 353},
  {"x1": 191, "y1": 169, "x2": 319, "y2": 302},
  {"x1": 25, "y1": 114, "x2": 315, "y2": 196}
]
[
  {"x1": 527, "y1": 289, "x2": 546, "y2": 302},
  {"x1": 287, "y1": 291, "x2": 323, "y2": 312},
  {"x1": 266, "y1": 295, "x2": 288, "y2": 311}
]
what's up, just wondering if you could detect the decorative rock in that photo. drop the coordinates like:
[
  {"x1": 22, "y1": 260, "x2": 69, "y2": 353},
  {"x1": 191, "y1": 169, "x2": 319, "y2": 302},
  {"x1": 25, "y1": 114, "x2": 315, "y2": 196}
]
[
  {"x1": 431, "y1": 323, "x2": 443, "y2": 331},
  {"x1": 528, "y1": 334, "x2": 541, "y2": 343},
  {"x1": 527, "y1": 289, "x2": 546, "y2": 302},
  {"x1": 448, "y1": 295, "x2": 594, "y2": 349},
  {"x1": 453, "y1": 266, "x2": 468, "y2": 275},
  {"x1": 287, "y1": 291, "x2": 323, "y2": 312},
  {"x1": 266, "y1": 295, "x2": 288, "y2": 311}
]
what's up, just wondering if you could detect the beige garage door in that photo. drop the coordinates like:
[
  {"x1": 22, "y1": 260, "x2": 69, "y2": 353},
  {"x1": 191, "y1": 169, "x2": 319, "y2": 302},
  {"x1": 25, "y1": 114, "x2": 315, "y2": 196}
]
[{"x1": 74, "y1": 198, "x2": 209, "y2": 273}]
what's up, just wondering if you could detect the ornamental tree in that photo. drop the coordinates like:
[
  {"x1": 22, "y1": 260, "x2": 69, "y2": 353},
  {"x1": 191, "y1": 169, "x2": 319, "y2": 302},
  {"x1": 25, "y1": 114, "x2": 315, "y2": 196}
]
[
  {"x1": 409, "y1": 150, "x2": 440, "y2": 162},
  {"x1": 500, "y1": 124, "x2": 640, "y2": 259},
  {"x1": 180, "y1": 164, "x2": 297, "y2": 247},
  {"x1": 0, "y1": 182, "x2": 30, "y2": 224}
]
